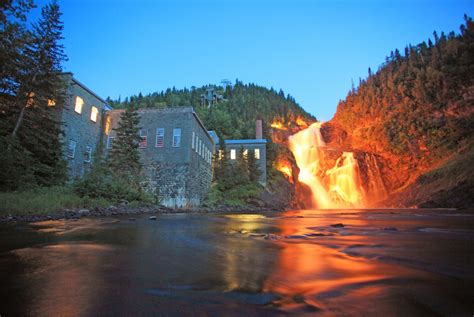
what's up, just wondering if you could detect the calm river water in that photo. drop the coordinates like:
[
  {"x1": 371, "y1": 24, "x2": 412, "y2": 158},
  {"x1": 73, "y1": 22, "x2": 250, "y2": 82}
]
[{"x1": 0, "y1": 209, "x2": 473, "y2": 316}]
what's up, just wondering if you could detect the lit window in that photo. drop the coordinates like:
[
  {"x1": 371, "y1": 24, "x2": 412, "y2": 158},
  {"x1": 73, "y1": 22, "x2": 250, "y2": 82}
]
[
  {"x1": 230, "y1": 149, "x2": 236, "y2": 160},
  {"x1": 48, "y1": 99, "x2": 56, "y2": 107},
  {"x1": 90, "y1": 106, "x2": 99, "y2": 122},
  {"x1": 192, "y1": 132, "x2": 195, "y2": 149},
  {"x1": 74, "y1": 96, "x2": 83, "y2": 114},
  {"x1": 255, "y1": 148, "x2": 260, "y2": 159},
  {"x1": 105, "y1": 116, "x2": 111, "y2": 135},
  {"x1": 172, "y1": 128, "x2": 181, "y2": 147},
  {"x1": 106, "y1": 134, "x2": 115, "y2": 149},
  {"x1": 243, "y1": 149, "x2": 248, "y2": 158},
  {"x1": 139, "y1": 129, "x2": 147, "y2": 148},
  {"x1": 67, "y1": 140, "x2": 76, "y2": 158},
  {"x1": 219, "y1": 150, "x2": 223, "y2": 159},
  {"x1": 84, "y1": 145, "x2": 92, "y2": 163},
  {"x1": 156, "y1": 128, "x2": 165, "y2": 147}
]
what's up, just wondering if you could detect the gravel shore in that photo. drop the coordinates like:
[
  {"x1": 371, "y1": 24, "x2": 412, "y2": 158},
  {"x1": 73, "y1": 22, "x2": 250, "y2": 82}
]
[{"x1": 0, "y1": 203, "x2": 281, "y2": 223}]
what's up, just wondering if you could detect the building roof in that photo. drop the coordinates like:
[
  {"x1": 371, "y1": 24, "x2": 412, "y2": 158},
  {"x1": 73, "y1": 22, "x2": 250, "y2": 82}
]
[
  {"x1": 221, "y1": 139, "x2": 267, "y2": 145},
  {"x1": 62, "y1": 72, "x2": 109, "y2": 105}
]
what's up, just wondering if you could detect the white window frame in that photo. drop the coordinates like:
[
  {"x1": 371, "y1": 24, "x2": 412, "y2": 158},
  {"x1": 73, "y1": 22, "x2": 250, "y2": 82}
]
[
  {"x1": 74, "y1": 96, "x2": 83, "y2": 114},
  {"x1": 139, "y1": 129, "x2": 148, "y2": 148},
  {"x1": 255, "y1": 148, "x2": 260, "y2": 159},
  {"x1": 67, "y1": 140, "x2": 77, "y2": 158},
  {"x1": 107, "y1": 133, "x2": 115, "y2": 149},
  {"x1": 230, "y1": 149, "x2": 236, "y2": 160},
  {"x1": 172, "y1": 128, "x2": 181, "y2": 147},
  {"x1": 192, "y1": 132, "x2": 195, "y2": 149},
  {"x1": 90, "y1": 106, "x2": 99, "y2": 123},
  {"x1": 155, "y1": 128, "x2": 165, "y2": 148},
  {"x1": 84, "y1": 145, "x2": 92, "y2": 163}
]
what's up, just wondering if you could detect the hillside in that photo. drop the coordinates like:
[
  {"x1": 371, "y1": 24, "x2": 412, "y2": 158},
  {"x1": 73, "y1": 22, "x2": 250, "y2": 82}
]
[
  {"x1": 325, "y1": 15, "x2": 474, "y2": 208},
  {"x1": 111, "y1": 81, "x2": 316, "y2": 207},
  {"x1": 110, "y1": 81, "x2": 315, "y2": 140}
]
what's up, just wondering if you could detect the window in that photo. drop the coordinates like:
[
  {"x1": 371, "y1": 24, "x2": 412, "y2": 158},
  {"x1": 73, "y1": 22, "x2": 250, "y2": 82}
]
[
  {"x1": 192, "y1": 132, "x2": 195, "y2": 149},
  {"x1": 156, "y1": 128, "x2": 165, "y2": 147},
  {"x1": 105, "y1": 116, "x2": 111, "y2": 135},
  {"x1": 84, "y1": 145, "x2": 92, "y2": 163},
  {"x1": 230, "y1": 149, "x2": 236, "y2": 160},
  {"x1": 67, "y1": 140, "x2": 76, "y2": 158},
  {"x1": 195, "y1": 137, "x2": 198, "y2": 152},
  {"x1": 107, "y1": 132, "x2": 115, "y2": 149},
  {"x1": 90, "y1": 106, "x2": 99, "y2": 122},
  {"x1": 47, "y1": 99, "x2": 56, "y2": 107},
  {"x1": 172, "y1": 128, "x2": 181, "y2": 147},
  {"x1": 255, "y1": 148, "x2": 260, "y2": 159},
  {"x1": 74, "y1": 96, "x2": 83, "y2": 114},
  {"x1": 198, "y1": 140, "x2": 201, "y2": 155},
  {"x1": 219, "y1": 150, "x2": 224, "y2": 159},
  {"x1": 139, "y1": 129, "x2": 147, "y2": 148},
  {"x1": 243, "y1": 149, "x2": 248, "y2": 159}
]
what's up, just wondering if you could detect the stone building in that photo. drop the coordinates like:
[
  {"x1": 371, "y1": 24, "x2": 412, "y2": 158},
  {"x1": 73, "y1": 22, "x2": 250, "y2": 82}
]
[
  {"x1": 59, "y1": 73, "x2": 111, "y2": 178},
  {"x1": 209, "y1": 120, "x2": 267, "y2": 185},
  {"x1": 106, "y1": 107, "x2": 215, "y2": 207}
]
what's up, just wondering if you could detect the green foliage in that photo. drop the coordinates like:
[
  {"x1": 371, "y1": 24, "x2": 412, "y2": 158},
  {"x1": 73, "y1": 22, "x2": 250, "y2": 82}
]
[
  {"x1": 74, "y1": 126, "x2": 152, "y2": 202},
  {"x1": 333, "y1": 15, "x2": 474, "y2": 165},
  {"x1": 108, "y1": 105, "x2": 142, "y2": 187},
  {"x1": 0, "y1": 186, "x2": 111, "y2": 216},
  {"x1": 0, "y1": 0, "x2": 68, "y2": 190},
  {"x1": 111, "y1": 80, "x2": 315, "y2": 141},
  {"x1": 247, "y1": 148, "x2": 261, "y2": 182}
]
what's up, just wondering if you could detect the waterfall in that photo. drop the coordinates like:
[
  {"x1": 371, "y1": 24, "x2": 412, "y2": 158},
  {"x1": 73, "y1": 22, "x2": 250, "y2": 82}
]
[{"x1": 289, "y1": 122, "x2": 364, "y2": 208}]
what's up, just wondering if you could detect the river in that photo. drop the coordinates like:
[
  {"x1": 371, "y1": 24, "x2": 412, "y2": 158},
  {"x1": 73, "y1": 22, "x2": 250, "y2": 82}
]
[{"x1": 0, "y1": 209, "x2": 473, "y2": 316}]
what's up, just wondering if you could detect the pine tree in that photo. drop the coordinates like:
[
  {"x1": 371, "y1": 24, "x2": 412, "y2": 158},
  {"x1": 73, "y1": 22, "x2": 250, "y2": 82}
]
[
  {"x1": 1, "y1": 0, "x2": 68, "y2": 188},
  {"x1": 108, "y1": 105, "x2": 142, "y2": 187},
  {"x1": 234, "y1": 146, "x2": 249, "y2": 185},
  {"x1": 247, "y1": 148, "x2": 261, "y2": 183}
]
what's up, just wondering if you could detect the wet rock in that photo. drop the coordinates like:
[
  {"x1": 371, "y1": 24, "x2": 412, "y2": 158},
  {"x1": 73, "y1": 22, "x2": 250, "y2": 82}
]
[
  {"x1": 382, "y1": 227, "x2": 398, "y2": 231},
  {"x1": 78, "y1": 209, "x2": 90, "y2": 216},
  {"x1": 149, "y1": 216, "x2": 157, "y2": 220},
  {"x1": 330, "y1": 223, "x2": 345, "y2": 228},
  {"x1": 129, "y1": 218, "x2": 136, "y2": 221}
]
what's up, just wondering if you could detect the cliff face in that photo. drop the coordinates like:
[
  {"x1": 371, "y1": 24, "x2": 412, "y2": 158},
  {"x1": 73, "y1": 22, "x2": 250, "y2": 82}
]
[{"x1": 322, "y1": 17, "x2": 474, "y2": 208}]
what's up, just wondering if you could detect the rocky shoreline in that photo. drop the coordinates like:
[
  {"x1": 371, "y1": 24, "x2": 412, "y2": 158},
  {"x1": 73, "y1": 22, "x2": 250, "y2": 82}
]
[{"x1": 0, "y1": 203, "x2": 282, "y2": 223}]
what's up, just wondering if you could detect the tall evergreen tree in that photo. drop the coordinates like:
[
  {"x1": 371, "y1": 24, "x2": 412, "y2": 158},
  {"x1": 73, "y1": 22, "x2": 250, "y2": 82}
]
[
  {"x1": 0, "y1": 0, "x2": 68, "y2": 188},
  {"x1": 247, "y1": 148, "x2": 261, "y2": 183},
  {"x1": 108, "y1": 105, "x2": 142, "y2": 187}
]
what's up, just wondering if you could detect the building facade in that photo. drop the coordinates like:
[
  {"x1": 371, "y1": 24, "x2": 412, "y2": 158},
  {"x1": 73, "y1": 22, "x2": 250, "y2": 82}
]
[
  {"x1": 59, "y1": 73, "x2": 111, "y2": 178},
  {"x1": 209, "y1": 120, "x2": 267, "y2": 185},
  {"x1": 106, "y1": 107, "x2": 215, "y2": 207}
]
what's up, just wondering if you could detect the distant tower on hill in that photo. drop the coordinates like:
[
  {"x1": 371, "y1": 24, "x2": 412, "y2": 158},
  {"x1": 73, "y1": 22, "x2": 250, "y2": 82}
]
[{"x1": 200, "y1": 87, "x2": 224, "y2": 108}]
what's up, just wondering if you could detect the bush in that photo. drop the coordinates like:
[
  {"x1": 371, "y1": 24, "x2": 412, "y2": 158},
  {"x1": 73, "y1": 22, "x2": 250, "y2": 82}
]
[
  {"x1": 0, "y1": 186, "x2": 110, "y2": 215},
  {"x1": 73, "y1": 162, "x2": 151, "y2": 204}
]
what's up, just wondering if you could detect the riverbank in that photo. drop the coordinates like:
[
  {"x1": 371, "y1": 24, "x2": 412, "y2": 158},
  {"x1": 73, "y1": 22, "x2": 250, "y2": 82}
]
[
  {"x1": 0, "y1": 202, "x2": 281, "y2": 223},
  {"x1": 0, "y1": 186, "x2": 280, "y2": 223}
]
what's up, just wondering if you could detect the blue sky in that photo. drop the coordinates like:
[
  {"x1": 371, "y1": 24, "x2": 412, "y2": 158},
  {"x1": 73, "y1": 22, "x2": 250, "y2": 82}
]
[{"x1": 33, "y1": 0, "x2": 473, "y2": 120}]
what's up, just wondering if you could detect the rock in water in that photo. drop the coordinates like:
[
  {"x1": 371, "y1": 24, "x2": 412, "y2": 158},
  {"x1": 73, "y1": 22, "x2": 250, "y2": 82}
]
[
  {"x1": 149, "y1": 216, "x2": 157, "y2": 220},
  {"x1": 330, "y1": 223, "x2": 344, "y2": 228}
]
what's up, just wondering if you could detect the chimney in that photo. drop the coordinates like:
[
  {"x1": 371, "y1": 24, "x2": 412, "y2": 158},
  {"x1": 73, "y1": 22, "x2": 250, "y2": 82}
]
[{"x1": 256, "y1": 119, "x2": 263, "y2": 139}]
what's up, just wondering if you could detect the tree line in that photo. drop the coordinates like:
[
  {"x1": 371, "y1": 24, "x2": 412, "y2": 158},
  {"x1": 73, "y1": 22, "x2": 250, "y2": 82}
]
[
  {"x1": 333, "y1": 15, "x2": 474, "y2": 171},
  {"x1": 0, "y1": 0, "x2": 67, "y2": 190}
]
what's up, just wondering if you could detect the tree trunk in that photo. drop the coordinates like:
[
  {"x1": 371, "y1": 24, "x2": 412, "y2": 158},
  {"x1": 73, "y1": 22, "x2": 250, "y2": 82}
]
[
  {"x1": 11, "y1": 104, "x2": 27, "y2": 137},
  {"x1": 11, "y1": 74, "x2": 37, "y2": 138}
]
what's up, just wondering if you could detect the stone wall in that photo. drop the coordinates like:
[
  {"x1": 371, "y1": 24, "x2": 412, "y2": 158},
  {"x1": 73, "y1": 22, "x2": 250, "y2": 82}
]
[
  {"x1": 106, "y1": 107, "x2": 214, "y2": 207},
  {"x1": 60, "y1": 74, "x2": 108, "y2": 179}
]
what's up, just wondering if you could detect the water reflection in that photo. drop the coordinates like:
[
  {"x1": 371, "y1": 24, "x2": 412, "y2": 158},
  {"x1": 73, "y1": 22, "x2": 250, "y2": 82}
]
[{"x1": 0, "y1": 210, "x2": 473, "y2": 316}]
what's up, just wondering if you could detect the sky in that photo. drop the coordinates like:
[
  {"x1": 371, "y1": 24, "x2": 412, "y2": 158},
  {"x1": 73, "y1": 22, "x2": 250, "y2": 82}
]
[{"x1": 32, "y1": 0, "x2": 474, "y2": 120}]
